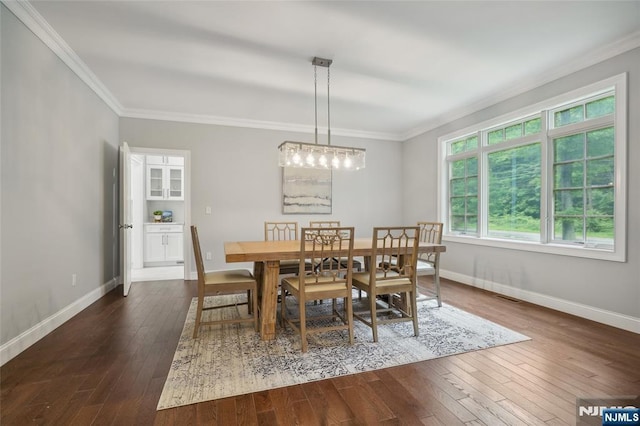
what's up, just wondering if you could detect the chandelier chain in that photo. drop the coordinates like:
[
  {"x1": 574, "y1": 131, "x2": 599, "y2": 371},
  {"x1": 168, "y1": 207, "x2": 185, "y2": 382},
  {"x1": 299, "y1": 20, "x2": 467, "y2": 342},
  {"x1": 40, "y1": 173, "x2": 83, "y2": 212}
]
[{"x1": 314, "y1": 64, "x2": 318, "y2": 145}]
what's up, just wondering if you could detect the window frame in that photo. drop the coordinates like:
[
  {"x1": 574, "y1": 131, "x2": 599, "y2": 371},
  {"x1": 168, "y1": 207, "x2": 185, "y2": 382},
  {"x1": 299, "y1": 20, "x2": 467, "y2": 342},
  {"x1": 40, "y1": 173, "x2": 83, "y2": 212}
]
[{"x1": 437, "y1": 73, "x2": 627, "y2": 262}]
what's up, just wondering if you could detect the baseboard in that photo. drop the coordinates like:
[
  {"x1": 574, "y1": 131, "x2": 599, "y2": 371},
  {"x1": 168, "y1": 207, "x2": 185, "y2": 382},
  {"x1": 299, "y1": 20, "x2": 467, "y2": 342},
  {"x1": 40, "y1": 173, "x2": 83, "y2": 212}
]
[
  {"x1": 0, "y1": 278, "x2": 118, "y2": 366},
  {"x1": 441, "y1": 269, "x2": 640, "y2": 334}
]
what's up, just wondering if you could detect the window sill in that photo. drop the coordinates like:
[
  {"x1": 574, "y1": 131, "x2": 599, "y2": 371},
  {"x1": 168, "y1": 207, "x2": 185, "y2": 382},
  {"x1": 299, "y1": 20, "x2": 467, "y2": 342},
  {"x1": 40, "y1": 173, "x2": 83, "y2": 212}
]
[{"x1": 443, "y1": 234, "x2": 625, "y2": 262}]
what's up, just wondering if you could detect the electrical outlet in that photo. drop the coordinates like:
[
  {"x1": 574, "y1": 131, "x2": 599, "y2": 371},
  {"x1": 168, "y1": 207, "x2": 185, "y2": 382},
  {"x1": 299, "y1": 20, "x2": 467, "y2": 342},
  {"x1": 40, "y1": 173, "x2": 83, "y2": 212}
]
[
  {"x1": 206, "y1": 252, "x2": 212, "y2": 260},
  {"x1": 72, "y1": 274, "x2": 77, "y2": 286}
]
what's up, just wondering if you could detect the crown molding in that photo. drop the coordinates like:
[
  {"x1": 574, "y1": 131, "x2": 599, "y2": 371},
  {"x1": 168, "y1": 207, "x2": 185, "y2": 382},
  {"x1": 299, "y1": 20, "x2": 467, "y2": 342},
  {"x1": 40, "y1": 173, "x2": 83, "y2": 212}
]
[
  {"x1": 122, "y1": 108, "x2": 403, "y2": 141},
  {"x1": 2, "y1": 0, "x2": 123, "y2": 115},
  {"x1": 6, "y1": 0, "x2": 638, "y2": 143},
  {"x1": 402, "y1": 30, "x2": 640, "y2": 141}
]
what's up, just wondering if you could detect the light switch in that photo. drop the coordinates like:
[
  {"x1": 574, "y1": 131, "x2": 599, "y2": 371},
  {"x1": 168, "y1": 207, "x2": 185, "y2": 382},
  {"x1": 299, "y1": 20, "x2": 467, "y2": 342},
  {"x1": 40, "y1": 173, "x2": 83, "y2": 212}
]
[{"x1": 205, "y1": 206, "x2": 212, "y2": 215}]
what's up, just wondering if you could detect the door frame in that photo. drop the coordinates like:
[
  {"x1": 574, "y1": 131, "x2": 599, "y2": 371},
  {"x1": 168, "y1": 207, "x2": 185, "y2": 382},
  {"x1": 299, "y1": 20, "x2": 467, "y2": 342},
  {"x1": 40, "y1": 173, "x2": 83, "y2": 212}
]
[{"x1": 124, "y1": 145, "x2": 192, "y2": 282}]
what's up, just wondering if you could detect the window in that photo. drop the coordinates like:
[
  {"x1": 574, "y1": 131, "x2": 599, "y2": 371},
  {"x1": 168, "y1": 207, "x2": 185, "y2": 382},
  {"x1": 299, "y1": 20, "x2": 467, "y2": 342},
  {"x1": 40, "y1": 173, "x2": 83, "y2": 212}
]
[{"x1": 439, "y1": 74, "x2": 627, "y2": 261}]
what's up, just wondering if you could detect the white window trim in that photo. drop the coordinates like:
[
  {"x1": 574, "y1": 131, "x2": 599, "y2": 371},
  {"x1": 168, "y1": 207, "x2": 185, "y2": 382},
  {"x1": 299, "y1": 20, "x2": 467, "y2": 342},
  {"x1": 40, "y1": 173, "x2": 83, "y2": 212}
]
[{"x1": 437, "y1": 73, "x2": 627, "y2": 262}]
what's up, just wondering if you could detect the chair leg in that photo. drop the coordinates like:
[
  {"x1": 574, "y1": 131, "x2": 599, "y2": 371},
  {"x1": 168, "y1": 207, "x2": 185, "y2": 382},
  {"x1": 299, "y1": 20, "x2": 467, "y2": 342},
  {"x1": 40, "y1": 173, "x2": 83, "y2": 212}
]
[
  {"x1": 252, "y1": 288, "x2": 259, "y2": 332},
  {"x1": 346, "y1": 295, "x2": 354, "y2": 346},
  {"x1": 370, "y1": 293, "x2": 379, "y2": 343},
  {"x1": 411, "y1": 289, "x2": 419, "y2": 337},
  {"x1": 247, "y1": 289, "x2": 253, "y2": 314},
  {"x1": 299, "y1": 298, "x2": 307, "y2": 352},
  {"x1": 193, "y1": 296, "x2": 204, "y2": 338},
  {"x1": 280, "y1": 288, "x2": 286, "y2": 328},
  {"x1": 332, "y1": 298, "x2": 338, "y2": 320},
  {"x1": 435, "y1": 271, "x2": 442, "y2": 307}
]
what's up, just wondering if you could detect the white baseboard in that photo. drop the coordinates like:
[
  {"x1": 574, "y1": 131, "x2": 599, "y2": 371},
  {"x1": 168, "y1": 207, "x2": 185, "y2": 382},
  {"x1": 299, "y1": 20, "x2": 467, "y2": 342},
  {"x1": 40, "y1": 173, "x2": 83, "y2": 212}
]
[
  {"x1": 0, "y1": 278, "x2": 118, "y2": 366},
  {"x1": 441, "y1": 269, "x2": 640, "y2": 334}
]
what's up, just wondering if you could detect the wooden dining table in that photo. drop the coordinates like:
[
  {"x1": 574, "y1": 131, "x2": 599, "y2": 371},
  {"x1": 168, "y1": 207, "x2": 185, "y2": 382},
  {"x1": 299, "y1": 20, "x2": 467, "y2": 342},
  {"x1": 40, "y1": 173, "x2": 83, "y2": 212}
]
[{"x1": 224, "y1": 238, "x2": 446, "y2": 340}]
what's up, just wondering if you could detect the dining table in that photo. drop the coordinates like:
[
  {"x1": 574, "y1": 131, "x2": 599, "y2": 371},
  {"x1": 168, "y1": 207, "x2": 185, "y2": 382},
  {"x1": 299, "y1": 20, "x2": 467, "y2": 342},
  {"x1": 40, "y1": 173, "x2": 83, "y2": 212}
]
[{"x1": 224, "y1": 238, "x2": 446, "y2": 340}]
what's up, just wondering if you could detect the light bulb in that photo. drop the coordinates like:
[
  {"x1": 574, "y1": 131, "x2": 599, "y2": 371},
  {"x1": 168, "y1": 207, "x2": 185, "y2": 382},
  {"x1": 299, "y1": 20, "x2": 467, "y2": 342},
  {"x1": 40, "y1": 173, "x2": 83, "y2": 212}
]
[
  {"x1": 292, "y1": 152, "x2": 301, "y2": 164},
  {"x1": 332, "y1": 156, "x2": 340, "y2": 168},
  {"x1": 306, "y1": 153, "x2": 315, "y2": 165},
  {"x1": 344, "y1": 156, "x2": 352, "y2": 168},
  {"x1": 319, "y1": 154, "x2": 327, "y2": 167}
]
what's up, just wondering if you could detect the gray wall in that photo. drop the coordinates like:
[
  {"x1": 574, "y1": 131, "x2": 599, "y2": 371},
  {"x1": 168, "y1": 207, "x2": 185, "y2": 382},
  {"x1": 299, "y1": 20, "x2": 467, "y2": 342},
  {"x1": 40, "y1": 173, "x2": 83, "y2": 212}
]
[
  {"x1": 403, "y1": 48, "x2": 640, "y2": 320},
  {"x1": 120, "y1": 118, "x2": 404, "y2": 272},
  {"x1": 2, "y1": 0, "x2": 637, "y2": 355},
  {"x1": 1, "y1": 6, "x2": 120, "y2": 346}
]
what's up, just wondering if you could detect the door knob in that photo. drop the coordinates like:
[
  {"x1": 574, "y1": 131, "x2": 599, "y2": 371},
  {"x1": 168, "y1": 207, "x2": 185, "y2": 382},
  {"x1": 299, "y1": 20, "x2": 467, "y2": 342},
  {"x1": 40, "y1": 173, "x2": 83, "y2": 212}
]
[{"x1": 119, "y1": 224, "x2": 133, "y2": 229}]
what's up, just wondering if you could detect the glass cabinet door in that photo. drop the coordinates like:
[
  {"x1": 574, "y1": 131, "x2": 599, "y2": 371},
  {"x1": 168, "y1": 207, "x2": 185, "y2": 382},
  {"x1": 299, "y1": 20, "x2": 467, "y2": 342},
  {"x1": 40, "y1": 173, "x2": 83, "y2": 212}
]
[
  {"x1": 146, "y1": 166, "x2": 164, "y2": 199},
  {"x1": 167, "y1": 167, "x2": 184, "y2": 200}
]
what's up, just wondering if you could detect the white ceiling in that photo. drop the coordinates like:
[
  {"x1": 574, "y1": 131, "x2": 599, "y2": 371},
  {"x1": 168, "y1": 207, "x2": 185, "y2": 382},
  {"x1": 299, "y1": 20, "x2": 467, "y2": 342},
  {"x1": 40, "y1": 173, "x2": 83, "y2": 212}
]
[{"x1": 21, "y1": 1, "x2": 640, "y2": 140}]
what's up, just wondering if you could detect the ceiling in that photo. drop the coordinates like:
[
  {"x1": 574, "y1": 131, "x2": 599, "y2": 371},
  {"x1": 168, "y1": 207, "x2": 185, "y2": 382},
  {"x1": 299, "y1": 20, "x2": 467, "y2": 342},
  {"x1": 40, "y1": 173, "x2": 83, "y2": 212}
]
[{"x1": 20, "y1": 1, "x2": 640, "y2": 140}]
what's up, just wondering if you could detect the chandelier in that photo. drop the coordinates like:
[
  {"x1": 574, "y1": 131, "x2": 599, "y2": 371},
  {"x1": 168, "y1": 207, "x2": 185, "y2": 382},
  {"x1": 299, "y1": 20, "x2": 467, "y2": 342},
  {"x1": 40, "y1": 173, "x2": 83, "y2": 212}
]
[{"x1": 278, "y1": 57, "x2": 366, "y2": 170}]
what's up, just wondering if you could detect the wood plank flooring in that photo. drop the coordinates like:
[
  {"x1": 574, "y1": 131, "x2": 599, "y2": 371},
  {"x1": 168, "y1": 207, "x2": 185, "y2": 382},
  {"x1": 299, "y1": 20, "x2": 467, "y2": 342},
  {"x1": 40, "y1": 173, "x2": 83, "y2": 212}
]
[{"x1": 2, "y1": 278, "x2": 639, "y2": 425}]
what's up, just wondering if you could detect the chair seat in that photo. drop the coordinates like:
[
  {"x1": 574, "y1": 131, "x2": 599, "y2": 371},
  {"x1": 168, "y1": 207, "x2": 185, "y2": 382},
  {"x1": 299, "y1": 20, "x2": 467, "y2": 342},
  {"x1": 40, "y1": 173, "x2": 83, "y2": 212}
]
[
  {"x1": 282, "y1": 275, "x2": 349, "y2": 294},
  {"x1": 204, "y1": 269, "x2": 255, "y2": 285},
  {"x1": 352, "y1": 271, "x2": 411, "y2": 291},
  {"x1": 416, "y1": 259, "x2": 435, "y2": 275}
]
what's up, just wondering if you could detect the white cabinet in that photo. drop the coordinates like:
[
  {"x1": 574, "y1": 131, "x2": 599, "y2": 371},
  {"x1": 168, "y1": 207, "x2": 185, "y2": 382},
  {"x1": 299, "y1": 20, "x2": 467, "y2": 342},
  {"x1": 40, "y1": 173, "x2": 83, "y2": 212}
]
[
  {"x1": 146, "y1": 156, "x2": 184, "y2": 200},
  {"x1": 144, "y1": 224, "x2": 183, "y2": 265}
]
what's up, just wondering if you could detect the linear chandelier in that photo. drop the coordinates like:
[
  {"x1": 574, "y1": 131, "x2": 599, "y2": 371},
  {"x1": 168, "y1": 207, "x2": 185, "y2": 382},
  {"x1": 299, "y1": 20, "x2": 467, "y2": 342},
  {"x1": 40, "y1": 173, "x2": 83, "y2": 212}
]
[{"x1": 278, "y1": 57, "x2": 366, "y2": 170}]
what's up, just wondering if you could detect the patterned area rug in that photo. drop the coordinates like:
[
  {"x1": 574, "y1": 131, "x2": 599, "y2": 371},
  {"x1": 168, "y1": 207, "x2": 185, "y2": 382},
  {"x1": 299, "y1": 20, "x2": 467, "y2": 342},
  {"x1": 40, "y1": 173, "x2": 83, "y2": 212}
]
[{"x1": 157, "y1": 294, "x2": 530, "y2": 410}]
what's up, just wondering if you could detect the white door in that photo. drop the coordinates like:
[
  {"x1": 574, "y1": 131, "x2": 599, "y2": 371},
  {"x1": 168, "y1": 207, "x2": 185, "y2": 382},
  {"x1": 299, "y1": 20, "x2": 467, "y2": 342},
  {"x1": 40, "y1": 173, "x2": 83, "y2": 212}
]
[{"x1": 119, "y1": 142, "x2": 133, "y2": 296}]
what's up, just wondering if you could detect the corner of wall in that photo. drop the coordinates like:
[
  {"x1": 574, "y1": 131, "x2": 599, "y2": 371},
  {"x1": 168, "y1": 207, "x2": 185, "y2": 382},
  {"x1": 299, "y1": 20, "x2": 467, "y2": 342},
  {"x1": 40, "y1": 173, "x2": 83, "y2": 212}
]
[{"x1": 0, "y1": 278, "x2": 118, "y2": 366}]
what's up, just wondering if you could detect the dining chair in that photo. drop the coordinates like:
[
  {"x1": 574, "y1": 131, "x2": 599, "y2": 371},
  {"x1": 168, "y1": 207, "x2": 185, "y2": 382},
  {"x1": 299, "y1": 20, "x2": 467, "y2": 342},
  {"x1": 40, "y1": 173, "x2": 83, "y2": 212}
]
[
  {"x1": 280, "y1": 227, "x2": 355, "y2": 352},
  {"x1": 191, "y1": 226, "x2": 258, "y2": 338},
  {"x1": 416, "y1": 221, "x2": 443, "y2": 306},
  {"x1": 309, "y1": 220, "x2": 362, "y2": 273},
  {"x1": 264, "y1": 221, "x2": 312, "y2": 275},
  {"x1": 352, "y1": 226, "x2": 420, "y2": 342}
]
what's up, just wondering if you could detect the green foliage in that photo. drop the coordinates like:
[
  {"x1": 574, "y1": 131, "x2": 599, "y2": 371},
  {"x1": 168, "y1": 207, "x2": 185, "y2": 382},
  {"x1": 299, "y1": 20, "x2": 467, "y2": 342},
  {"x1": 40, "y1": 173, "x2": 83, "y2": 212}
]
[{"x1": 488, "y1": 143, "x2": 541, "y2": 221}]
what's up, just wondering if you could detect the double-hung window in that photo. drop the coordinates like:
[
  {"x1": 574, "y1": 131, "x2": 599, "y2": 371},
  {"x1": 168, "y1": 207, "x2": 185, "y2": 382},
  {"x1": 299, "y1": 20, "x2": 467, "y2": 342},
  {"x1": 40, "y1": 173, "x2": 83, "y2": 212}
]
[{"x1": 439, "y1": 74, "x2": 627, "y2": 261}]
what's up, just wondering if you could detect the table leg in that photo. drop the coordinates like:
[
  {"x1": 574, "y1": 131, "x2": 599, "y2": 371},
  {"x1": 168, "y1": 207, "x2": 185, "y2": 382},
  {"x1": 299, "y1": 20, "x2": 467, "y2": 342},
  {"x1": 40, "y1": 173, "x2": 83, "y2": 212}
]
[
  {"x1": 253, "y1": 262, "x2": 264, "y2": 298},
  {"x1": 260, "y1": 260, "x2": 280, "y2": 340}
]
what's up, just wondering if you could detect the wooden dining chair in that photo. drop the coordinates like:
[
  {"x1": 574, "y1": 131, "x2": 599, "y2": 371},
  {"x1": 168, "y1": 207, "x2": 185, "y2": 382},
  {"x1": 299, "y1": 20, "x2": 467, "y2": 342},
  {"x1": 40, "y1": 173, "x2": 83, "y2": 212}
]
[
  {"x1": 416, "y1": 222, "x2": 443, "y2": 306},
  {"x1": 191, "y1": 226, "x2": 258, "y2": 338},
  {"x1": 280, "y1": 227, "x2": 355, "y2": 352},
  {"x1": 352, "y1": 226, "x2": 420, "y2": 342},
  {"x1": 264, "y1": 221, "x2": 311, "y2": 275},
  {"x1": 309, "y1": 220, "x2": 362, "y2": 273}
]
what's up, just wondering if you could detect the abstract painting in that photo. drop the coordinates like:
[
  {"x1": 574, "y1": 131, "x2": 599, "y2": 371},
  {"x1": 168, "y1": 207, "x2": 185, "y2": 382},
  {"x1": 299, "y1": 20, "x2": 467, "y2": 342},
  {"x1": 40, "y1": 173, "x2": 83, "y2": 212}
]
[{"x1": 282, "y1": 167, "x2": 332, "y2": 214}]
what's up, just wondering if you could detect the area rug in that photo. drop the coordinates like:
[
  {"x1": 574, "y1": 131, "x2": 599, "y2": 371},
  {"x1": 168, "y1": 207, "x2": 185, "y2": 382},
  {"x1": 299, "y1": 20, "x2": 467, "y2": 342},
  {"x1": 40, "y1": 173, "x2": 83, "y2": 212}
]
[{"x1": 157, "y1": 294, "x2": 530, "y2": 410}]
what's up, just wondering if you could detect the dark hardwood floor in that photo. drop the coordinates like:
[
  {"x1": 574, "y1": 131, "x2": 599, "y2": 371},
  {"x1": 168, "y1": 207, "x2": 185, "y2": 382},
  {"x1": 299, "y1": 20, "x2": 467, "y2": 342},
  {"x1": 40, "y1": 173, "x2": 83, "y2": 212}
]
[{"x1": 2, "y1": 277, "x2": 639, "y2": 425}]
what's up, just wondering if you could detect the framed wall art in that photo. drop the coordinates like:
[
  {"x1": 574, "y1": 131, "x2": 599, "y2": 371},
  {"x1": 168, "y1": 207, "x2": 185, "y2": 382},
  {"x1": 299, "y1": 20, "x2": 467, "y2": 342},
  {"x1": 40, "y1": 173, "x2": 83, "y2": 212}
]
[{"x1": 282, "y1": 167, "x2": 332, "y2": 214}]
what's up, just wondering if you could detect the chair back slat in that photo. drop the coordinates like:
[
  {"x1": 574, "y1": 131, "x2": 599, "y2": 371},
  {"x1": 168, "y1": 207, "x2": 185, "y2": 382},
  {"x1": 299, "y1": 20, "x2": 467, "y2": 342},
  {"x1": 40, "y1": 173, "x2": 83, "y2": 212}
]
[
  {"x1": 190, "y1": 225, "x2": 206, "y2": 283},
  {"x1": 299, "y1": 227, "x2": 354, "y2": 288},
  {"x1": 265, "y1": 221, "x2": 298, "y2": 241},
  {"x1": 309, "y1": 220, "x2": 341, "y2": 228}
]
